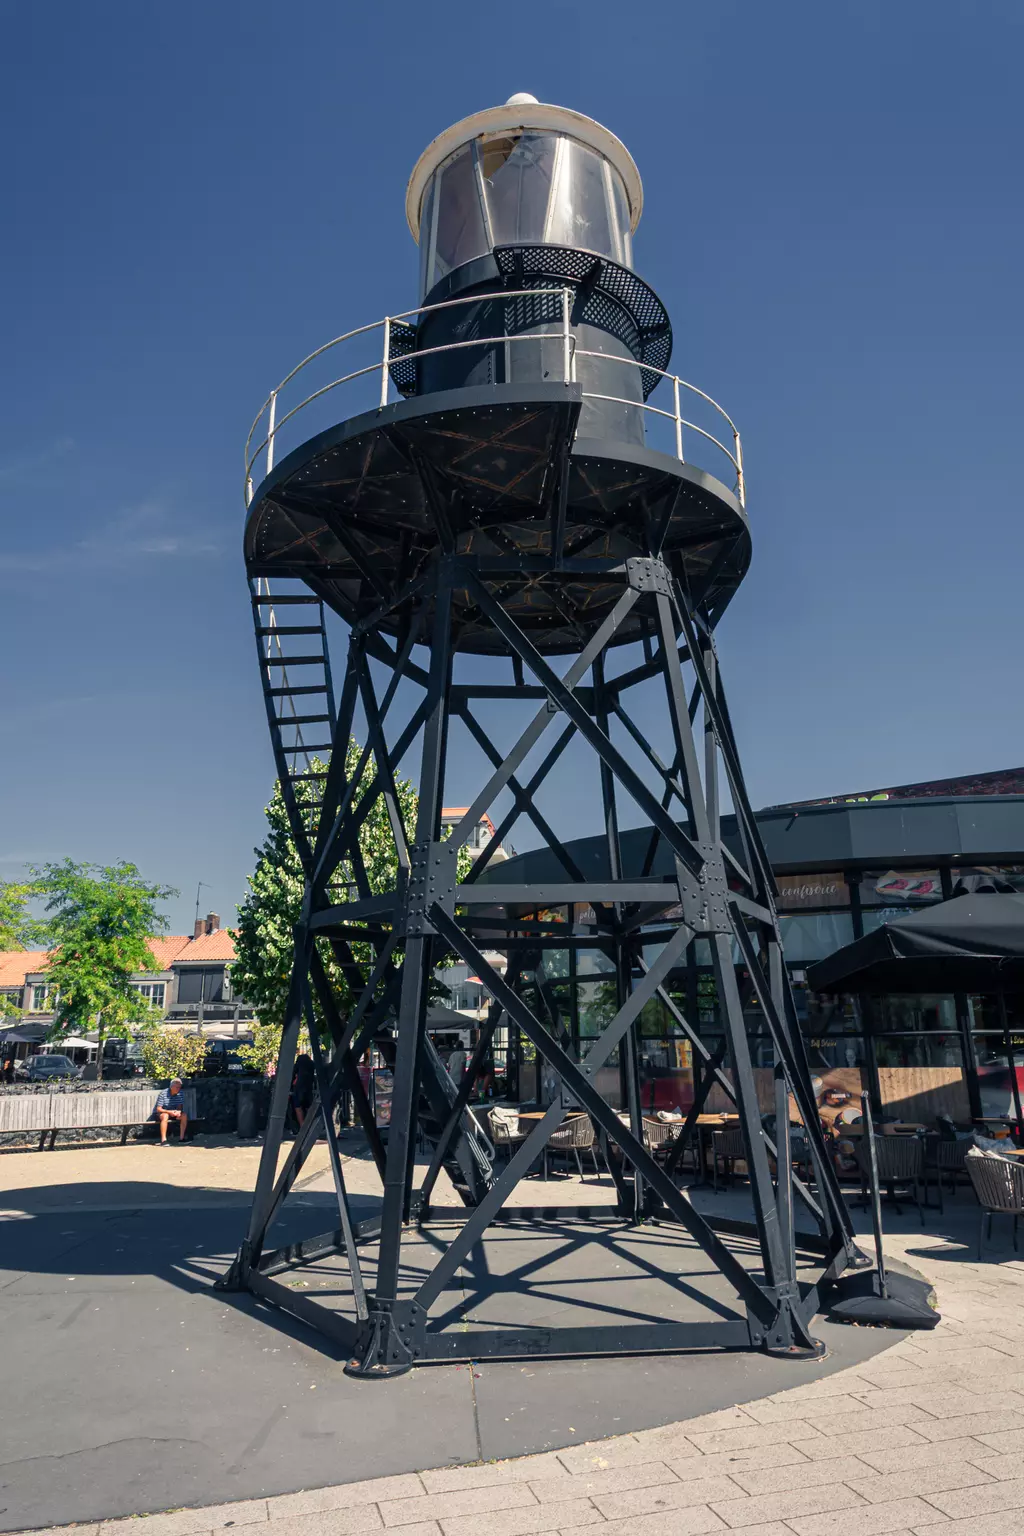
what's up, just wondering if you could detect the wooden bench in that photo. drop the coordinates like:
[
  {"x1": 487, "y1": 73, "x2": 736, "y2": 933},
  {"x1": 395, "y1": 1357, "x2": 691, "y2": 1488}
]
[{"x1": 0, "y1": 1087, "x2": 199, "y2": 1149}]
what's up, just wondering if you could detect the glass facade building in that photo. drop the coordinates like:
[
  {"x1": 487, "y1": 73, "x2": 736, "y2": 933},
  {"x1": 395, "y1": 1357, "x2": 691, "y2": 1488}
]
[{"x1": 481, "y1": 771, "x2": 1024, "y2": 1128}]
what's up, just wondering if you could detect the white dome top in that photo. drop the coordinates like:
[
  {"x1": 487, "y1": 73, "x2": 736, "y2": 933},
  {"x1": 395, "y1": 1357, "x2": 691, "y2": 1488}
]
[{"x1": 405, "y1": 98, "x2": 643, "y2": 242}]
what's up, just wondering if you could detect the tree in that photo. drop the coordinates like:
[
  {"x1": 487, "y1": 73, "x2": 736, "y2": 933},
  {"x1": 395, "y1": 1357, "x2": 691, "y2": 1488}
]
[
  {"x1": 0, "y1": 879, "x2": 49, "y2": 950},
  {"x1": 34, "y1": 860, "x2": 177, "y2": 1079},
  {"x1": 236, "y1": 1017, "x2": 310, "y2": 1076},
  {"x1": 138, "y1": 1026, "x2": 209, "y2": 1083},
  {"x1": 231, "y1": 742, "x2": 471, "y2": 1049},
  {"x1": 0, "y1": 880, "x2": 49, "y2": 1020}
]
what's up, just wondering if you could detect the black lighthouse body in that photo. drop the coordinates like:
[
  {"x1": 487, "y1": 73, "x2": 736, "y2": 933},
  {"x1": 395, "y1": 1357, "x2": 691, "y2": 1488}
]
[{"x1": 227, "y1": 94, "x2": 908, "y2": 1377}]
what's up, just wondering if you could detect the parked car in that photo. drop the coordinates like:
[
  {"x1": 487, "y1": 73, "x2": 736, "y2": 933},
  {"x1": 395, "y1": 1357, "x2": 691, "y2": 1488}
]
[
  {"x1": 202, "y1": 1039, "x2": 251, "y2": 1076},
  {"x1": 19, "y1": 1054, "x2": 82, "y2": 1081},
  {"x1": 98, "y1": 1039, "x2": 146, "y2": 1078}
]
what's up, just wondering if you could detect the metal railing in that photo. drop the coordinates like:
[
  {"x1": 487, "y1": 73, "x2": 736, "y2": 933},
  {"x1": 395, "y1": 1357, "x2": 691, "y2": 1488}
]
[{"x1": 244, "y1": 288, "x2": 745, "y2": 508}]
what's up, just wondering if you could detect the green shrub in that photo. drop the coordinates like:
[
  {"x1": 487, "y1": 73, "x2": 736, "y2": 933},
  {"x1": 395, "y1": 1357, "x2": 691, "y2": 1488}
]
[{"x1": 139, "y1": 1028, "x2": 209, "y2": 1082}]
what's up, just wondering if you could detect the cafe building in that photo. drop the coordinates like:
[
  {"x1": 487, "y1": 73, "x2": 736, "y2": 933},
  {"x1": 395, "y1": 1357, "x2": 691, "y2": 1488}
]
[{"x1": 479, "y1": 766, "x2": 1024, "y2": 1129}]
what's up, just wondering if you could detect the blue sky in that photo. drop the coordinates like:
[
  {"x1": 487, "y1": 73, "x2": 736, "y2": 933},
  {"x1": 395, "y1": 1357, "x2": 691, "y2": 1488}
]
[{"x1": 1, "y1": 0, "x2": 1021, "y2": 933}]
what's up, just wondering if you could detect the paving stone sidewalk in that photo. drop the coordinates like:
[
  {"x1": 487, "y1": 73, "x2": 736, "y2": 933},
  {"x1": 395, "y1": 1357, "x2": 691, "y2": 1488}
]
[{"x1": 19, "y1": 1227, "x2": 1024, "y2": 1536}]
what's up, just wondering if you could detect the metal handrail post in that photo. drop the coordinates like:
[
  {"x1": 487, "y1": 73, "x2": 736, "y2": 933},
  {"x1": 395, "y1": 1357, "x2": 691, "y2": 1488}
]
[
  {"x1": 734, "y1": 430, "x2": 745, "y2": 507},
  {"x1": 561, "y1": 287, "x2": 571, "y2": 384},
  {"x1": 380, "y1": 316, "x2": 391, "y2": 409},
  {"x1": 673, "y1": 375, "x2": 684, "y2": 461},
  {"x1": 266, "y1": 391, "x2": 278, "y2": 479},
  {"x1": 861, "y1": 1091, "x2": 888, "y2": 1298}
]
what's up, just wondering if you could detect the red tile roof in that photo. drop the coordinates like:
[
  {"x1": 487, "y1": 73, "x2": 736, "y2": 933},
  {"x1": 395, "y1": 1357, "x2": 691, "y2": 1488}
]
[
  {"x1": 146, "y1": 936, "x2": 193, "y2": 970},
  {"x1": 0, "y1": 930, "x2": 237, "y2": 984},
  {"x1": 441, "y1": 808, "x2": 497, "y2": 834},
  {"x1": 0, "y1": 950, "x2": 49, "y2": 987},
  {"x1": 173, "y1": 929, "x2": 237, "y2": 963}
]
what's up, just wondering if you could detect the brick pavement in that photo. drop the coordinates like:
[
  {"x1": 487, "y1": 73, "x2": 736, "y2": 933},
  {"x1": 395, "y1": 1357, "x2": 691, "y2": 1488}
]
[{"x1": 15, "y1": 1227, "x2": 1024, "y2": 1536}]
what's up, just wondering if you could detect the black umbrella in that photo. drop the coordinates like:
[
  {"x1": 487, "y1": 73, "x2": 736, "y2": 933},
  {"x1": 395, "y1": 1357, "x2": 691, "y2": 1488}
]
[
  {"x1": 0, "y1": 1022, "x2": 48, "y2": 1044},
  {"x1": 807, "y1": 892, "x2": 1024, "y2": 994}
]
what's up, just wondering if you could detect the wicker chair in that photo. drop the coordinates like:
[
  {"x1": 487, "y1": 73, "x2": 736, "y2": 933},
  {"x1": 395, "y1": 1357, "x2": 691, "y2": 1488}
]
[
  {"x1": 930, "y1": 1138, "x2": 973, "y2": 1210},
  {"x1": 545, "y1": 1114, "x2": 600, "y2": 1179},
  {"x1": 488, "y1": 1106, "x2": 526, "y2": 1165},
  {"x1": 711, "y1": 1126, "x2": 748, "y2": 1190},
  {"x1": 965, "y1": 1151, "x2": 1024, "y2": 1256},
  {"x1": 856, "y1": 1134, "x2": 925, "y2": 1223}
]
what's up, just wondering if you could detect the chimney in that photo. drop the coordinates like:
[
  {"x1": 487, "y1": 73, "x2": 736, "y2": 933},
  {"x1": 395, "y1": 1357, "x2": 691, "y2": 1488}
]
[
  {"x1": 193, "y1": 918, "x2": 205, "y2": 941},
  {"x1": 205, "y1": 911, "x2": 220, "y2": 935}
]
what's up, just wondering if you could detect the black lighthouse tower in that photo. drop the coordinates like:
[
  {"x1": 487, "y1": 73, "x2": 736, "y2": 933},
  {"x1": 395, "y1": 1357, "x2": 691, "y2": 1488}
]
[{"x1": 227, "y1": 94, "x2": 870, "y2": 1376}]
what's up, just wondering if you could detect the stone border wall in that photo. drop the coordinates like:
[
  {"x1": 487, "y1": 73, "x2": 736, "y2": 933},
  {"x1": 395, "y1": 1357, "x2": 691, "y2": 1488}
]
[{"x1": 0, "y1": 1075, "x2": 272, "y2": 1146}]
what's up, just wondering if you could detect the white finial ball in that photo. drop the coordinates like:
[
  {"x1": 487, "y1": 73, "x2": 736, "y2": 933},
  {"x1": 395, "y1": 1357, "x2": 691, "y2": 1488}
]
[{"x1": 505, "y1": 92, "x2": 539, "y2": 107}]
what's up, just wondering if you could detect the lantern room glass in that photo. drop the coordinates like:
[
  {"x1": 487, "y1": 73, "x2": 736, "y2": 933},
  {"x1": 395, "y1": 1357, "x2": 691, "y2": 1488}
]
[{"x1": 417, "y1": 130, "x2": 634, "y2": 297}]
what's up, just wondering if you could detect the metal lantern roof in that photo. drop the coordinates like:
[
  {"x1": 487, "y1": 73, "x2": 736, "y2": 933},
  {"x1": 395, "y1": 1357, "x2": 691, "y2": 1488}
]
[{"x1": 405, "y1": 94, "x2": 644, "y2": 241}]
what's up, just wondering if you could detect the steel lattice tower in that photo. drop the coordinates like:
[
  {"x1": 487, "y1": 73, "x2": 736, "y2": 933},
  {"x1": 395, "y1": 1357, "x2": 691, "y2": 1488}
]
[{"x1": 224, "y1": 94, "x2": 871, "y2": 1376}]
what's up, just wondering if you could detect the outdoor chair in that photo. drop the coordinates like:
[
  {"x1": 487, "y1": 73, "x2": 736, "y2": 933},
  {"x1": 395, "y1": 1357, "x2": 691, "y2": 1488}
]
[
  {"x1": 856, "y1": 1133, "x2": 925, "y2": 1223},
  {"x1": 545, "y1": 1114, "x2": 600, "y2": 1179},
  {"x1": 711, "y1": 1126, "x2": 748, "y2": 1190},
  {"x1": 965, "y1": 1150, "x2": 1024, "y2": 1257},
  {"x1": 488, "y1": 1106, "x2": 526, "y2": 1165},
  {"x1": 929, "y1": 1138, "x2": 974, "y2": 1211},
  {"x1": 643, "y1": 1116, "x2": 690, "y2": 1169}
]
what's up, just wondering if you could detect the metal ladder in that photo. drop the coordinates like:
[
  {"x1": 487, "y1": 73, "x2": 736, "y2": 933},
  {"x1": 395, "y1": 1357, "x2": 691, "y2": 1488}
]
[{"x1": 250, "y1": 576, "x2": 336, "y2": 867}]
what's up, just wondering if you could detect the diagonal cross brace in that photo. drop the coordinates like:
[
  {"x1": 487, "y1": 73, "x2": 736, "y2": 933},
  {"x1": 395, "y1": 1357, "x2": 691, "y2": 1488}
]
[
  {"x1": 464, "y1": 570, "x2": 706, "y2": 883},
  {"x1": 427, "y1": 907, "x2": 778, "y2": 1323},
  {"x1": 446, "y1": 584, "x2": 641, "y2": 860}
]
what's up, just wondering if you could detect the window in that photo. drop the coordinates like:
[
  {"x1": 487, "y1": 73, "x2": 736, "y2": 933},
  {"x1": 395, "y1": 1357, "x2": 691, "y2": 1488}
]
[
  {"x1": 30, "y1": 985, "x2": 54, "y2": 1012},
  {"x1": 133, "y1": 982, "x2": 166, "y2": 1011},
  {"x1": 175, "y1": 969, "x2": 225, "y2": 1005},
  {"x1": 419, "y1": 130, "x2": 635, "y2": 296},
  {"x1": 777, "y1": 912, "x2": 855, "y2": 964}
]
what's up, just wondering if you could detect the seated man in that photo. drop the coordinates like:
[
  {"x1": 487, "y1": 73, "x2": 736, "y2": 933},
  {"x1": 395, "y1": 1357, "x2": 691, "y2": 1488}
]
[{"x1": 153, "y1": 1078, "x2": 189, "y2": 1144}]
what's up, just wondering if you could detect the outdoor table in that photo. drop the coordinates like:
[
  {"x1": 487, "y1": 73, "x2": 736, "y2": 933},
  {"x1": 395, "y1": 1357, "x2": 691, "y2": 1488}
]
[
  {"x1": 516, "y1": 1109, "x2": 587, "y2": 1122},
  {"x1": 840, "y1": 1122, "x2": 925, "y2": 1136}
]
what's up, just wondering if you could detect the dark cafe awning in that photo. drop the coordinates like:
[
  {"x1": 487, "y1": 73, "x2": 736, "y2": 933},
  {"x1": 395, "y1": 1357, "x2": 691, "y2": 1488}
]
[{"x1": 806, "y1": 892, "x2": 1024, "y2": 995}]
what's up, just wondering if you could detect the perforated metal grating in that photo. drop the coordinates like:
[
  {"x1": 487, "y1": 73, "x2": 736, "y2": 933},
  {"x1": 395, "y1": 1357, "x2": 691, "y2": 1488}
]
[
  {"x1": 385, "y1": 247, "x2": 672, "y2": 403},
  {"x1": 387, "y1": 318, "x2": 419, "y2": 395},
  {"x1": 494, "y1": 245, "x2": 672, "y2": 397}
]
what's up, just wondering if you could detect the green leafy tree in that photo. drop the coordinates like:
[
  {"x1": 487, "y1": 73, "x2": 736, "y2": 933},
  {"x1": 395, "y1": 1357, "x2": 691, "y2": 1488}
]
[
  {"x1": 236, "y1": 1017, "x2": 310, "y2": 1075},
  {"x1": 34, "y1": 860, "x2": 177, "y2": 1079},
  {"x1": 138, "y1": 1026, "x2": 209, "y2": 1083},
  {"x1": 231, "y1": 743, "x2": 472, "y2": 1059},
  {"x1": 0, "y1": 882, "x2": 50, "y2": 1017}
]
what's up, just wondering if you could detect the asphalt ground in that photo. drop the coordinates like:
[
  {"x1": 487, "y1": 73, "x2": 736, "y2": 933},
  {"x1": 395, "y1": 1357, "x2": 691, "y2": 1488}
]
[{"x1": 0, "y1": 1148, "x2": 905, "y2": 1534}]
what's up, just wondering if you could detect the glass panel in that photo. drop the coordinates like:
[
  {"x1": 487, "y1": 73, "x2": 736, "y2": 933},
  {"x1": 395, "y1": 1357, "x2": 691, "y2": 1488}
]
[
  {"x1": 974, "y1": 1035, "x2": 1020, "y2": 1121},
  {"x1": 418, "y1": 175, "x2": 435, "y2": 297},
  {"x1": 793, "y1": 980, "x2": 864, "y2": 1034},
  {"x1": 638, "y1": 1035, "x2": 694, "y2": 1115},
  {"x1": 874, "y1": 1033, "x2": 970, "y2": 1123},
  {"x1": 777, "y1": 911, "x2": 854, "y2": 963},
  {"x1": 429, "y1": 144, "x2": 489, "y2": 285},
  {"x1": 873, "y1": 994, "x2": 957, "y2": 1032},
  {"x1": 804, "y1": 1035, "x2": 867, "y2": 1120},
  {"x1": 482, "y1": 130, "x2": 559, "y2": 246},
  {"x1": 578, "y1": 977, "x2": 619, "y2": 1037},
  {"x1": 612, "y1": 176, "x2": 632, "y2": 266},
  {"x1": 546, "y1": 139, "x2": 613, "y2": 256},
  {"x1": 176, "y1": 970, "x2": 202, "y2": 1004}
]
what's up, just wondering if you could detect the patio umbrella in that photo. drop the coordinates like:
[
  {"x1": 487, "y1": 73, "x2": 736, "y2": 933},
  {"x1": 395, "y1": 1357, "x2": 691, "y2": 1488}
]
[
  {"x1": 807, "y1": 892, "x2": 1024, "y2": 994},
  {"x1": 0, "y1": 1023, "x2": 48, "y2": 1044}
]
